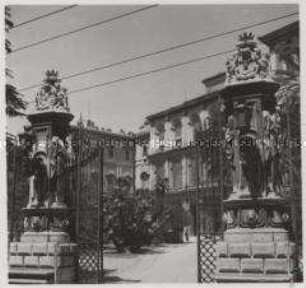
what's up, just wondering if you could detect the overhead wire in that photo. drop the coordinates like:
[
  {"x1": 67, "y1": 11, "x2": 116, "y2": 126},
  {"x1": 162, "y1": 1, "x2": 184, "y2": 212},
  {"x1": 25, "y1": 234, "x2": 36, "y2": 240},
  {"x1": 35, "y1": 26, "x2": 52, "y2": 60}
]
[
  {"x1": 12, "y1": 5, "x2": 78, "y2": 29},
  {"x1": 27, "y1": 48, "x2": 235, "y2": 104},
  {"x1": 10, "y1": 4, "x2": 158, "y2": 53},
  {"x1": 19, "y1": 12, "x2": 298, "y2": 92}
]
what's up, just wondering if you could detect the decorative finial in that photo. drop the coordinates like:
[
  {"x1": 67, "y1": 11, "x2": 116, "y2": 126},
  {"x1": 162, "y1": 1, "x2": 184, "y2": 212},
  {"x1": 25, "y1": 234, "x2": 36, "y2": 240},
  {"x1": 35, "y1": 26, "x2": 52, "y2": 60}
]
[
  {"x1": 238, "y1": 31, "x2": 255, "y2": 43},
  {"x1": 225, "y1": 31, "x2": 271, "y2": 85},
  {"x1": 35, "y1": 69, "x2": 70, "y2": 113}
]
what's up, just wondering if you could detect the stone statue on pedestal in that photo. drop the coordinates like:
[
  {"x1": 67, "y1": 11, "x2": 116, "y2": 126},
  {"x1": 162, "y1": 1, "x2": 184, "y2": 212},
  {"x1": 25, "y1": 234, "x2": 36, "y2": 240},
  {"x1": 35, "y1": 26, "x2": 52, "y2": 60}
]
[
  {"x1": 9, "y1": 70, "x2": 77, "y2": 284},
  {"x1": 35, "y1": 69, "x2": 69, "y2": 113},
  {"x1": 27, "y1": 155, "x2": 48, "y2": 208},
  {"x1": 216, "y1": 32, "x2": 294, "y2": 283}
]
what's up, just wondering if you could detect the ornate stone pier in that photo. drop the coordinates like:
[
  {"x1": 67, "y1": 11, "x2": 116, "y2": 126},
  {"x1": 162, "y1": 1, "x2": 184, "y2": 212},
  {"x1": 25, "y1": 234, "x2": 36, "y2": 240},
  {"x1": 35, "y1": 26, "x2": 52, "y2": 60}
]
[
  {"x1": 215, "y1": 33, "x2": 295, "y2": 282},
  {"x1": 9, "y1": 70, "x2": 77, "y2": 284}
]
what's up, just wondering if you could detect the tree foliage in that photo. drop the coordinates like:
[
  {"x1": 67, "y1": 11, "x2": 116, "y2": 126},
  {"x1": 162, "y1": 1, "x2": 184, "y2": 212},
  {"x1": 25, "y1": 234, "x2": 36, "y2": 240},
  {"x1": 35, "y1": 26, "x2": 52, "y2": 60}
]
[
  {"x1": 103, "y1": 188, "x2": 160, "y2": 252},
  {"x1": 5, "y1": 6, "x2": 27, "y2": 117}
]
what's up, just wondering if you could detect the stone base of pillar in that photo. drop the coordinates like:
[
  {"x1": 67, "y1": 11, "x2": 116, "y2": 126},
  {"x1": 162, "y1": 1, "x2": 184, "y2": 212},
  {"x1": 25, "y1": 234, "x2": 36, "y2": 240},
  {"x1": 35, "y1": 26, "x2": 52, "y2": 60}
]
[
  {"x1": 20, "y1": 231, "x2": 70, "y2": 243},
  {"x1": 9, "y1": 232, "x2": 78, "y2": 284},
  {"x1": 215, "y1": 227, "x2": 294, "y2": 282}
]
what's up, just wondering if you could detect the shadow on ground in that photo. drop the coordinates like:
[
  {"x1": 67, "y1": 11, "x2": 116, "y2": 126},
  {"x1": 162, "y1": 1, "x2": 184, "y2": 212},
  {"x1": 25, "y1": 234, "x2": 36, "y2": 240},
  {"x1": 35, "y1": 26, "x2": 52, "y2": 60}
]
[
  {"x1": 104, "y1": 246, "x2": 166, "y2": 257},
  {"x1": 102, "y1": 269, "x2": 140, "y2": 283}
]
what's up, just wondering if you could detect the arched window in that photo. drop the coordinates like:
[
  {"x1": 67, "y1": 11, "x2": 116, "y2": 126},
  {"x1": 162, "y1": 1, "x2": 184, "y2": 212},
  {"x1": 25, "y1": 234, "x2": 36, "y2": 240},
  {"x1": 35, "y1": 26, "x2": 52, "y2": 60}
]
[
  {"x1": 171, "y1": 118, "x2": 182, "y2": 146},
  {"x1": 155, "y1": 122, "x2": 165, "y2": 149},
  {"x1": 203, "y1": 117, "x2": 210, "y2": 131}
]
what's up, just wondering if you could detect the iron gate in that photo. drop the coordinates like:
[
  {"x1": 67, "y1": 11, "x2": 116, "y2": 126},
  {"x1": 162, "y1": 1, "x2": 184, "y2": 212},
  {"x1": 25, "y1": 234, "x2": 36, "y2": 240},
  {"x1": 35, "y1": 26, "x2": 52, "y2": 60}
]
[
  {"x1": 71, "y1": 124, "x2": 104, "y2": 284},
  {"x1": 194, "y1": 98, "x2": 226, "y2": 283}
]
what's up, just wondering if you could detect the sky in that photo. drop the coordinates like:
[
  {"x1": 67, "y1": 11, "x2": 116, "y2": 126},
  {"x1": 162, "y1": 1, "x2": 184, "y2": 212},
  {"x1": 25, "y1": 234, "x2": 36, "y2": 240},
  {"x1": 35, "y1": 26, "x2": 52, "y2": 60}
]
[{"x1": 6, "y1": 3, "x2": 299, "y2": 135}]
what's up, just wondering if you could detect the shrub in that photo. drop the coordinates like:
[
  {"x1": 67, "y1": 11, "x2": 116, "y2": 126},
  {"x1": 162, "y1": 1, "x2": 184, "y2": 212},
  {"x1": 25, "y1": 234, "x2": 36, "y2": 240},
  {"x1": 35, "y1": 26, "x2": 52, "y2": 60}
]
[{"x1": 103, "y1": 189, "x2": 160, "y2": 253}]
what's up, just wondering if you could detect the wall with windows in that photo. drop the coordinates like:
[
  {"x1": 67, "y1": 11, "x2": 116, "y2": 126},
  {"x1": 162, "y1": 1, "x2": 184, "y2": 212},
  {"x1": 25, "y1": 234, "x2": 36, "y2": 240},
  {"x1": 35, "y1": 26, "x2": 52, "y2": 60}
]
[
  {"x1": 138, "y1": 95, "x2": 219, "y2": 193},
  {"x1": 70, "y1": 124, "x2": 135, "y2": 195}
]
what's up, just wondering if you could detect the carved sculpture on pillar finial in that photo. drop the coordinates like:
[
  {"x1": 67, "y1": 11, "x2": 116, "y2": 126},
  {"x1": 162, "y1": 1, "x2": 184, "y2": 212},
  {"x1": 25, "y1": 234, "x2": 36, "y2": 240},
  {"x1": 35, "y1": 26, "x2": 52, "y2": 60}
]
[
  {"x1": 35, "y1": 69, "x2": 69, "y2": 113},
  {"x1": 226, "y1": 32, "x2": 271, "y2": 85}
]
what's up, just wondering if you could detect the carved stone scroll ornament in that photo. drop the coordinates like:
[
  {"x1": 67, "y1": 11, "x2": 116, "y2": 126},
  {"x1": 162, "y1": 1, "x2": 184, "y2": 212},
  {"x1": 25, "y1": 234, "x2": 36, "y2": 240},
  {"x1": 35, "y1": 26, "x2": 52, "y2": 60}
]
[
  {"x1": 223, "y1": 205, "x2": 291, "y2": 230},
  {"x1": 226, "y1": 32, "x2": 271, "y2": 84},
  {"x1": 23, "y1": 215, "x2": 48, "y2": 232},
  {"x1": 50, "y1": 214, "x2": 70, "y2": 232},
  {"x1": 23, "y1": 212, "x2": 70, "y2": 233},
  {"x1": 223, "y1": 209, "x2": 238, "y2": 229},
  {"x1": 240, "y1": 208, "x2": 265, "y2": 229},
  {"x1": 268, "y1": 208, "x2": 292, "y2": 229}
]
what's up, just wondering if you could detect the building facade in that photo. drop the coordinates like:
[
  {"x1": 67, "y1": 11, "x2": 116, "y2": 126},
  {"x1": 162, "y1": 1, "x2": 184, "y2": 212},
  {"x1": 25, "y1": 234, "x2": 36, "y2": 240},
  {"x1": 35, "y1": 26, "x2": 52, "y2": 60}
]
[
  {"x1": 70, "y1": 119, "x2": 136, "y2": 195},
  {"x1": 135, "y1": 87, "x2": 223, "y2": 234}
]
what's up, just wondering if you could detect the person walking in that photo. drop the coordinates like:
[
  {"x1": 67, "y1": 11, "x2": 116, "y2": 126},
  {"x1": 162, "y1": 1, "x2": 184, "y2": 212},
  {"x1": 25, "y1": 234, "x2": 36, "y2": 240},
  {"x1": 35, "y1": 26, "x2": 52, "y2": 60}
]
[
  {"x1": 182, "y1": 199, "x2": 192, "y2": 242},
  {"x1": 183, "y1": 210, "x2": 192, "y2": 242}
]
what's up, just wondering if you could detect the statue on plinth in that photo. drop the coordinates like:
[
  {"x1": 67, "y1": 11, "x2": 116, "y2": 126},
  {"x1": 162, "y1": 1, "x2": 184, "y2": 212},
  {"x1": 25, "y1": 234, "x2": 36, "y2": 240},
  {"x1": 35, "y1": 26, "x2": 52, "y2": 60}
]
[
  {"x1": 27, "y1": 154, "x2": 48, "y2": 208},
  {"x1": 35, "y1": 69, "x2": 69, "y2": 113},
  {"x1": 216, "y1": 32, "x2": 294, "y2": 283},
  {"x1": 26, "y1": 69, "x2": 74, "y2": 211}
]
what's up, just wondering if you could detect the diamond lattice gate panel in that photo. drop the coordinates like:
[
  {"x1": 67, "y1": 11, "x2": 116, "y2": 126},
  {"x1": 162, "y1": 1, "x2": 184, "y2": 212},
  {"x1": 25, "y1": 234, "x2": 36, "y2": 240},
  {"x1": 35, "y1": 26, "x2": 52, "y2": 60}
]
[
  {"x1": 198, "y1": 234, "x2": 223, "y2": 283},
  {"x1": 77, "y1": 242, "x2": 103, "y2": 284}
]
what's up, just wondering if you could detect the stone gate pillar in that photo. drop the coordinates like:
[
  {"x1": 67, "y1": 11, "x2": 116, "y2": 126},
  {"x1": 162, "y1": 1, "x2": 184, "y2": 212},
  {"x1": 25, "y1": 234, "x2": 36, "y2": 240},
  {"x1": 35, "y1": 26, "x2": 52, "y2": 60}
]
[
  {"x1": 9, "y1": 70, "x2": 78, "y2": 284},
  {"x1": 215, "y1": 33, "x2": 295, "y2": 282}
]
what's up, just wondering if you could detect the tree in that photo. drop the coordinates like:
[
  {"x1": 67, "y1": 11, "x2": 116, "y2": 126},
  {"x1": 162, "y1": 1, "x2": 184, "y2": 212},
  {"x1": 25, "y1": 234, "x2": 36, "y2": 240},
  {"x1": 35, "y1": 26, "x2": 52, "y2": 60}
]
[
  {"x1": 5, "y1": 6, "x2": 26, "y2": 117},
  {"x1": 103, "y1": 189, "x2": 160, "y2": 252}
]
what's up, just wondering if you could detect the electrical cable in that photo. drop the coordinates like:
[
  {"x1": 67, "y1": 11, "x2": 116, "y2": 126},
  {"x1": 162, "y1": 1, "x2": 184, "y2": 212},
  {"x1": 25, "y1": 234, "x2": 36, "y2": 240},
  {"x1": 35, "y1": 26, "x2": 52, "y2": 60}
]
[
  {"x1": 12, "y1": 5, "x2": 78, "y2": 29},
  {"x1": 19, "y1": 12, "x2": 298, "y2": 92},
  {"x1": 11, "y1": 4, "x2": 159, "y2": 53}
]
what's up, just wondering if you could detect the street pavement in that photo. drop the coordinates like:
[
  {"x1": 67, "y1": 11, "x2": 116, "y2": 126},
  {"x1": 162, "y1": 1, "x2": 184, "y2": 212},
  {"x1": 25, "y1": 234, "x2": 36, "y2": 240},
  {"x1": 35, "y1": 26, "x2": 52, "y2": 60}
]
[{"x1": 103, "y1": 237, "x2": 197, "y2": 283}]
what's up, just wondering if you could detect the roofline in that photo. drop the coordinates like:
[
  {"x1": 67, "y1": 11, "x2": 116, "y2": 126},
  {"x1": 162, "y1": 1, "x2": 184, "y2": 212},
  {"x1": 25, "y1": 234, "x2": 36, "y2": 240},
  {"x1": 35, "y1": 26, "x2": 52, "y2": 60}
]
[
  {"x1": 258, "y1": 20, "x2": 299, "y2": 47},
  {"x1": 202, "y1": 72, "x2": 226, "y2": 84},
  {"x1": 135, "y1": 131, "x2": 150, "y2": 141},
  {"x1": 69, "y1": 125, "x2": 136, "y2": 140},
  {"x1": 146, "y1": 90, "x2": 220, "y2": 122}
]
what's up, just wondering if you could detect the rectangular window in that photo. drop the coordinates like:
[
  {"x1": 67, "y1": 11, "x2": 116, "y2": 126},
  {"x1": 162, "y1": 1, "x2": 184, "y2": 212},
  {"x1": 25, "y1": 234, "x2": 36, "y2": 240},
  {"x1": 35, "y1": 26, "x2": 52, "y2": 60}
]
[
  {"x1": 156, "y1": 163, "x2": 165, "y2": 179},
  {"x1": 108, "y1": 148, "x2": 114, "y2": 159},
  {"x1": 125, "y1": 149, "x2": 130, "y2": 161},
  {"x1": 142, "y1": 145, "x2": 148, "y2": 156},
  {"x1": 189, "y1": 157, "x2": 197, "y2": 187},
  {"x1": 172, "y1": 159, "x2": 182, "y2": 189}
]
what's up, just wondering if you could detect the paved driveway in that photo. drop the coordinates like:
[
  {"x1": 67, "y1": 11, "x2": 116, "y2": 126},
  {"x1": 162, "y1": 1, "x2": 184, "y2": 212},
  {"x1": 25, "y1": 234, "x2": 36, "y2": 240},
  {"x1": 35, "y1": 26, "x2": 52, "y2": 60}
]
[{"x1": 103, "y1": 237, "x2": 197, "y2": 283}]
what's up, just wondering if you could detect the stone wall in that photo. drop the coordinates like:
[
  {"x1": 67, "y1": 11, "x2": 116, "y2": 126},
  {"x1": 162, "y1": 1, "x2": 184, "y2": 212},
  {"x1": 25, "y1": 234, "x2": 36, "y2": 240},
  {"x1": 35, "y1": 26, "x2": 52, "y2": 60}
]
[
  {"x1": 215, "y1": 229, "x2": 294, "y2": 282},
  {"x1": 9, "y1": 242, "x2": 77, "y2": 284}
]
